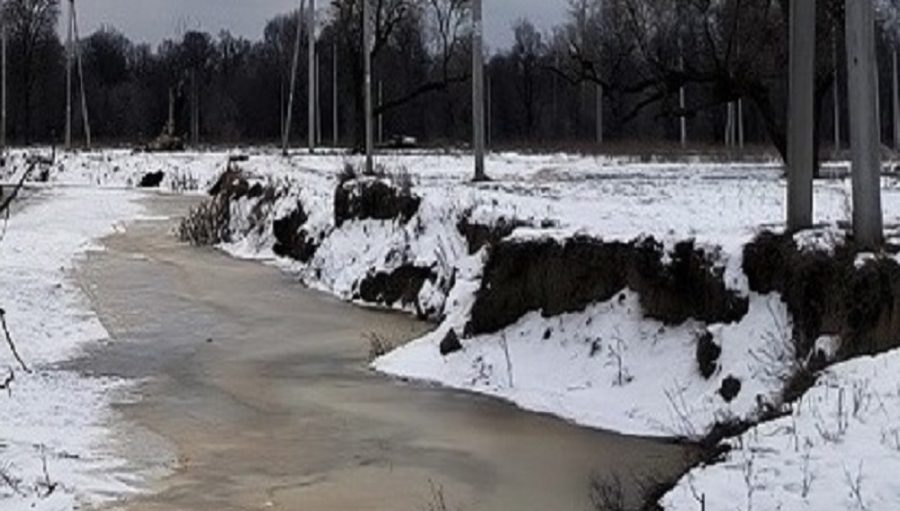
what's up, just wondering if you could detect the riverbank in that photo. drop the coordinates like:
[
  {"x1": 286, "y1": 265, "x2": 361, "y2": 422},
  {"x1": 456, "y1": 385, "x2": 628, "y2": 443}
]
[
  {"x1": 73, "y1": 194, "x2": 692, "y2": 511},
  {"x1": 5, "y1": 149, "x2": 900, "y2": 508},
  {"x1": 0, "y1": 186, "x2": 148, "y2": 510}
]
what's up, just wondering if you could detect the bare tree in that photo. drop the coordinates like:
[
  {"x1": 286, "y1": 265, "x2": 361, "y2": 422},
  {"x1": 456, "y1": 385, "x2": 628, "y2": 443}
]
[{"x1": 2, "y1": 0, "x2": 60, "y2": 143}]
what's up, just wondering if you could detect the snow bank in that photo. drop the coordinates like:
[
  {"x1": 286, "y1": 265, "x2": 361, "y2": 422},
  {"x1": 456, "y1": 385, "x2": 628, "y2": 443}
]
[
  {"x1": 662, "y1": 348, "x2": 900, "y2": 510},
  {"x1": 376, "y1": 290, "x2": 794, "y2": 438},
  {"x1": 0, "y1": 186, "x2": 148, "y2": 509}
]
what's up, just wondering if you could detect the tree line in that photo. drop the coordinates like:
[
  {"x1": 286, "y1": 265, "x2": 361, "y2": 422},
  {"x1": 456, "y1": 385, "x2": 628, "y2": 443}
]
[{"x1": 3, "y1": 0, "x2": 900, "y2": 153}]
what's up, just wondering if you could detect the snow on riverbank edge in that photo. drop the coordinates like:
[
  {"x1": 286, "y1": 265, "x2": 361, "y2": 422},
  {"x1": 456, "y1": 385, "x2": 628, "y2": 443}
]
[{"x1": 0, "y1": 186, "x2": 152, "y2": 510}]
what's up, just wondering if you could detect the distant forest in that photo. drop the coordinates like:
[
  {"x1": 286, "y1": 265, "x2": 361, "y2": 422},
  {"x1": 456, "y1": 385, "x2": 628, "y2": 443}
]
[{"x1": 4, "y1": 0, "x2": 900, "y2": 153}]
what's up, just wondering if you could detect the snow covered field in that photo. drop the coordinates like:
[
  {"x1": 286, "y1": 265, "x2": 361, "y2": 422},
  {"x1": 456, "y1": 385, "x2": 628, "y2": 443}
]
[
  {"x1": 0, "y1": 185, "x2": 148, "y2": 509},
  {"x1": 4, "y1": 148, "x2": 900, "y2": 509}
]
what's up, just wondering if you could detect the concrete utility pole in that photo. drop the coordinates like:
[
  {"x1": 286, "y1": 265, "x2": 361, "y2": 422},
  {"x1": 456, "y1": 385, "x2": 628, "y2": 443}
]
[
  {"x1": 315, "y1": 56, "x2": 321, "y2": 145},
  {"x1": 833, "y1": 19, "x2": 841, "y2": 152},
  {"x1": 472, "y1": 0, "x2": 486, "y2": 181},
  {"x1": 377, "y1": 80, "x2": 383, "y2": 144},
  {"x1": 893, "y1": 49, "x2": 900, "y2": 151},
  {"x1": 72, "y1": 0, "x2": 90, "y2": 148},
  {"x1": 737, "y1": 99, "x2": 744, "y2": 148},
  {"x1": 787, "y1": 0, "x2": 816, "y2": 232},
  {"x1": 1, "y1": 0, "x2": 7, "y2": 160},
  {"x1": 332, "y1": 42, "x2": 338, "y2": 147},
  {"x1": 65, "y1": 0, "x2": 73, "y2": 149},
  {"x1": 845, "y1": 0, "x2": 884, "y2": 247},
  {"x1": 679, "y1": 52, "x2": 687, "y2": 147},
  {"x1": 363, "y1": 0, "x2": 374, "y2": 174},
  {"x1": 596, "y1": 83, "x2": 603, "y2": 144},
  {"x1": 308, "y1": 0, "x2": 316, "y2": 153},
  {"x1": 283, "y1": 0, "x2": 304, "y2": 156},
  {"x1": 486, "y1": 69, "x2": 491, "y2": 148}
]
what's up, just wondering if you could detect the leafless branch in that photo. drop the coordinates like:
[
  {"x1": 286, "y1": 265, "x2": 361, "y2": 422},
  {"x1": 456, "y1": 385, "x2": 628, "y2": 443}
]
[{"x1": 0, "y1": 308, "x2": 29, "y2": 373}]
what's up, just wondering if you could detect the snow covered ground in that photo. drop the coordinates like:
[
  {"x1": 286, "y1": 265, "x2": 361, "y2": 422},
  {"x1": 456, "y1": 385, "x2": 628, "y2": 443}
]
[
  {"x1": 662, "y1": 349, "x2": 900, "y2": 510},
  {"x1": 0, "y1": 184, "x2": 148, "y2": 509},
  {"x1": 5, "y1": 148, "x2": 900, "y2": 509}
]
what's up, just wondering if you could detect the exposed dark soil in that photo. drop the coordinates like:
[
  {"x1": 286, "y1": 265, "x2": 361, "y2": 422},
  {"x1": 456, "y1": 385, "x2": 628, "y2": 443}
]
[
  {"x1": 467, "y1": 236, "x2": 748, "y2": 336},
  {"x1": 743, "y1": 231, "x2": 900, "y2": 363},
  {"x1": 457, "y1": 216, "x2": 525, "y2": 255},
  {"x1": 139, "y1": 171, "x2": 165, "y2": 188},
  {"x1": 356, "y1": 266, "x2": 436, "y2": 316},
  {"x1": 334, "y1": 177, "x2": 420, "y2": 227},
  {"x1": 273, "y1": 202, "x2": 319, "y2": 263}
]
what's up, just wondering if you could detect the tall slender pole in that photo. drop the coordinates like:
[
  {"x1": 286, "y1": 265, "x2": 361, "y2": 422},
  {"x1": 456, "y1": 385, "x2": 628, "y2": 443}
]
[
  {"x1": 486, "y1": 68, "x2": 491, "y2": 149},
  {"x1": 315, "y1": 55, "x2": 321, "y2": 145},
  {"x1": 833, "y1": 18, "x2": 841, "y2": 152},
  {"x1": 737, "y1": 98, "x2": 744, "y2": 149},
  {"x1": 307, "y1": 0, "x2": 316, "y2": 153},
  {"x1": 280, "y1": 78, "x2": 285, "y2": 143},
  {"x1": 190, "y1": 69, "x2": 197, "y2": 145},
  {"x1": 787, "y1": 0, "x2": 815, "y2": 232},
  {"x1": 1, "y1": 0, "x2": 7, "y2": 160},
  {"x1": 363, "y1": 0, "x2": 374, "y2": 173},
  {"x1": 472, "y1": 0, "x2": 486, "y2": 181},
  {"x1": 595, "y1": 82, "x2": 603, "y2": 144},
  {"x1": 65, "y1": 0, "x2": 73, "y2": 149},
  {"x1": 679, "y1": 51, "x2": 687, "y2": 147},
  {"x1": 892, "y1": 49, "x2": 900, "y2": 151},
  {"x1": 72, "y1": 0, "x2": 90, "y2": 148},
  {"x1": 283, "y1": 0, "x2": 304, "y2": 156},
  {"x1": 377, "y1": 80, "x2": 383, "y2": 144},
  {"x1": 332, "y1": 41, "x2": 338, "y2": 147},
  {"x1": 725, "y1": 103, "x2": 733, "y2": 146},
  {"x1": 845, "y1": 0, "x2": 883, "y2": 247}
]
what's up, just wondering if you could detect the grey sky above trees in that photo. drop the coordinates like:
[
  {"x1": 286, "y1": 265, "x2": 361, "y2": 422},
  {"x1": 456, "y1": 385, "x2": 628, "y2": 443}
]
[{"x1": 65, "y1": 0, "x2": 567, "y2": 51}]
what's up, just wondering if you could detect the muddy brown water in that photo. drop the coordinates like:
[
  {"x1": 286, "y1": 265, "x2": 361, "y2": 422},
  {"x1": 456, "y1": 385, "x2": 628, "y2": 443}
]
[{"x1": 73, "y1": 193, "x2": 694, "y2": 511}]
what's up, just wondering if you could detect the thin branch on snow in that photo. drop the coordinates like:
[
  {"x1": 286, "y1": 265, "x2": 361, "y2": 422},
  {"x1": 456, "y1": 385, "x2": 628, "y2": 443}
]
[
  {"x1": 0, "y1": 467, "x2": 26, "y2": 497},
  {"x1": 0, "y1": 368, "x2": 13, "y2": 396},
  {"x1": 36, "y1": 449, "x2": 59, "y2": 498},
  {"x1": 0, "y1": 308, "x2": 29, "y2": 373}
]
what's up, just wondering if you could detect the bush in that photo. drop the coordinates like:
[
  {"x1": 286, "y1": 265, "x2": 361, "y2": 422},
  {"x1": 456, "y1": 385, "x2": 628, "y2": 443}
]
[{"x1": 177, "y1": 196, "x2": 231, "y2": 246}]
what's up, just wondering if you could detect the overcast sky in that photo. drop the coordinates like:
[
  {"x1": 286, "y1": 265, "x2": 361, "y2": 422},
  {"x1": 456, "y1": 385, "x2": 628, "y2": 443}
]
[{"x1": 68, "y1": 1, "x2": 569, "y2": 52}]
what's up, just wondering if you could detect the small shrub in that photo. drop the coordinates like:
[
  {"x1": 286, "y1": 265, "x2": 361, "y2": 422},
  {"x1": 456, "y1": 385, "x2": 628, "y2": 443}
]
[{"x1": 177, "y1": 196, "x2": 231, "y2": 245}]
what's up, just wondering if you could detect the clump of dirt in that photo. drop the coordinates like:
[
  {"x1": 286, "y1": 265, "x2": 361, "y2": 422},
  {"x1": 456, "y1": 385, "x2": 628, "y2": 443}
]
[
  {"x1": 334, "y1": 177, "x2": 421, "y2": 227},
  {"x1": 272, "y1": 202, "x2": 319, "y2": 263},
  {"x1": 356, "y1": 266, "x2": 436, "y2": 316},
  {"x1": 440, "y1": 329, "x2": 462, "y2": 355},
  {"x1": 695, "y1": 330, "x2": 721, "y2": 379},
  {"x1": 718, "y1": 375, "x2": 742, "y2": 403},
  {"x1": 467, "y1": 236, "x2": 748, "y2": 336},
  {"x1": 742, "y1": 231, "x2": 900, "y2": 362},
  {"x1": 138, "y1": 171, "x2": 165, "y2": 188}
]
